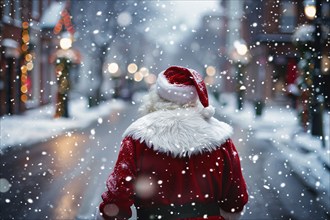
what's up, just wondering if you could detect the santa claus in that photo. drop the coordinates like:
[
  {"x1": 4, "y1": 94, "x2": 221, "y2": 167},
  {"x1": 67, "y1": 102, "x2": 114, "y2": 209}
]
[{"x1": 99, "y1": 66, "x2": 248, "y2": 220}]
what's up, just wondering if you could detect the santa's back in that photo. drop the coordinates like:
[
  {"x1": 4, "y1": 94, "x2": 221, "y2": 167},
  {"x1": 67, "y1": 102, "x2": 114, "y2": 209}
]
[{"x1": 99, "y1": 66, "x2": 248, "y2": 220}]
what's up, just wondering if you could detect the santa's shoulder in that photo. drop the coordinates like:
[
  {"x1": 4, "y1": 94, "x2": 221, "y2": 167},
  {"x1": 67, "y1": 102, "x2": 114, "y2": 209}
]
[{"x1": 123, "y1": 108, "x2": 233, "y2": 157}]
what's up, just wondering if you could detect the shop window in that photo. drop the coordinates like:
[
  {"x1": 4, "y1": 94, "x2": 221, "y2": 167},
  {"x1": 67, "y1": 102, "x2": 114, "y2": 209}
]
[
  {"x1": 32, "y1": 0, "x2": 39, "y2": 18},
  {"x1": 3, "y1": 0, "x2": 12, "y2": 19},
  {"x1": 13, "y1": 0, "x2": 20, "y2": 21},
  {"x1": 42, "y1": 0, "x2": 49, "y2": 11},
  {"x1": 322, "y1": 2, "x2": 330, "y2": 18},
  {"x1": 280, "y1": 1, "x2": 297, "y2": 33}
]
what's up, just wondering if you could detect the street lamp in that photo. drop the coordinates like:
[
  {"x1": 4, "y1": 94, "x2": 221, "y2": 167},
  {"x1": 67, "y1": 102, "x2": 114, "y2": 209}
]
[
  {"x1": 108, "y1": 62, "x2": 120, "y2": 76},
  {"x1": 205, "y1": 66, "x2": 220, "y2": 100},
  {"x1": 53, "y1": 33, "x2": 78, "y2": 118},
  {"x1": 304, "y1": 0, "x2": 316, "y2": 20},
  {"x1": 234, "y1": 41, "x2": 248, "y2": 57},
  {"x1": 231, "y1": 40, "x2": 250, "y2": 111},
  {"x1": 59, "y1": 37, "x2": 72, "y2": 50},
  {"x1": 127, "y1": 63, "x2": 138, "y2": 74},
  {"x1": 107, "y1": 62, "x2": 122, "y2": 98},
  {"x1": 304, "y1": 0, "x2": 325, "y2": 146}
]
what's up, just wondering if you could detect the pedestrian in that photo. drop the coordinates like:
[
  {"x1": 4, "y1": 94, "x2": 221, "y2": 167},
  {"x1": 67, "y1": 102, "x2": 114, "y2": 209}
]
[{"x1": 99, "y1": 66, "x2": 248, "y2": 220}]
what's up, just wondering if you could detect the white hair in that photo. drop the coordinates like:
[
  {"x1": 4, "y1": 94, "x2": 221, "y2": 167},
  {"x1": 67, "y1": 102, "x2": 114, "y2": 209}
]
[{"x1": 138, "y1": 85, "x2": 198, "y2": 116}]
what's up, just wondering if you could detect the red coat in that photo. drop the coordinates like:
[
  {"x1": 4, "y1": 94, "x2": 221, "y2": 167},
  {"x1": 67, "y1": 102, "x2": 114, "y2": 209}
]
[{"x1": 100, "y1": 108, "x2": 248, "y2": 220}]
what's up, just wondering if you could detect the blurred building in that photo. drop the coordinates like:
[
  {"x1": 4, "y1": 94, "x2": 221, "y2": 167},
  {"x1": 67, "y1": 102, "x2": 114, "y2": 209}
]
[
  {"x1": 0, "y1": 0, "x2": 64, "y2": 116},
  {"x1": 221, "y1": 0, "x2": 330, "y2": 107},
  {"x1": 219, "y1": 0, "x2": 245, "y2": 94}
]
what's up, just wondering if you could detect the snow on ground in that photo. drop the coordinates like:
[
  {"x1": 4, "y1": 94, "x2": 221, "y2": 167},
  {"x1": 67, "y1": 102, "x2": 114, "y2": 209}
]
[
  {"x1": 0, "y1": 98, "x2": 126, "y2": 153},
  {"x1": 1, "y1": 92, "x2": 329, "y2": 208},
  {"x1": 216, "y1": 93, "x2": 330, "y2": 209},
  {"x1": 217, "y1": 93, "x2": 329, "y2": 150}
]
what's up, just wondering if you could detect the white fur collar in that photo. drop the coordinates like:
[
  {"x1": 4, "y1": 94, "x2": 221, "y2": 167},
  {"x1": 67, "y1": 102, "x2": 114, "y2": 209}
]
[{"x1": 123, "y1": 108, "x2": 233, "y2": 157}]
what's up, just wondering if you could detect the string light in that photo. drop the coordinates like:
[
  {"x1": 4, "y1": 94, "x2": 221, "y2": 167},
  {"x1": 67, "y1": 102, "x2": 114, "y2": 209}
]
[
  {"x1": 20, "y1": 22, "x2": 32, "y2": 103},
  {"x1": 54, "y1": 9, "x2": 75, "y2": 35}
]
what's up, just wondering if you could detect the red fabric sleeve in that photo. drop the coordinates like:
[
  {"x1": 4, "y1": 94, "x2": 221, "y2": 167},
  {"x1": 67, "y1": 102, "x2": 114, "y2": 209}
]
[
  {"x1": 220, "y1": 139, "x2": 248, "y2": 213},
  {"x1": 99, "y1": 137, "x2": 137, "y2": 220}
]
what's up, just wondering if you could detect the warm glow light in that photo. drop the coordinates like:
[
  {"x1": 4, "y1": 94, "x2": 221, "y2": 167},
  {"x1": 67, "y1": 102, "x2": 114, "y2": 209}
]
[
  {"x1": 56, "y1": 63, "x2": 64, "y2": 72},
  {"x1": 205, "y1": 76, "x2": 215, "y2": 85},
  {"x1": 21, "y1": 65, "x2": 27, "y2": 73},
  {"x1": 144, "y1": 73, "x2": 157, "y2": 84},
  {"x1": 206, "y1": 66, "x2": 216, "y2": 76},
  {"x1": 21, "y1": 85, "x2": 28, "y2": 93},
  {"x1": 322, "y1": 56, "x2": 329, "y2": 73},
  {"x1": 139, "y1": 67, "x2": 149, "y2": 77},
  {"x1": 304, "y1": 5, "x2": 316, "y2": 20},
  {"x1": 21, "y1": 21, "x2": 30, "y2": 103},
  {"x1": 21, "y1": 75, "x2": 27, "y2": 83},
  {"x1": 134, "y1": 72, "x2": 144, "y2": 82},
  {"x1": 26, "y1": 62, "x2": 33, "y2": 71},
  {"x1": 22, "y1": 22, "x2": 29, "y2": 29},
  {"x1": 108, "y1": 63, "x2": 119, "y2": 74},
  {"x1": 234, "y1": 41, "x2": 248, "y2": 56},
  {"x1": 22, "y1": 34, "x2": 30, "y2": 43},
  {"x1": 21, "y1": 44, "x2": 28, "y2": 52},
  {"x1": 21, "y1": 94, "x2": 28, "y2": 102},
  {"x1": 25, "y1": 54, "x2": 32, "y2": 62},
  {"x1": 127, "y1": 63, "x2": 138, "y2": 74},
  {"x1": 60, "y1": 37, "x2": 72, "y2": 50}
]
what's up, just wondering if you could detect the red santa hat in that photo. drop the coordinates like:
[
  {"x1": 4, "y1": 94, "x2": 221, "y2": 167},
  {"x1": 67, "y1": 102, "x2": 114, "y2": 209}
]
[{"x1": 156, "y1": 66, "x2": 215, "y2": 118}]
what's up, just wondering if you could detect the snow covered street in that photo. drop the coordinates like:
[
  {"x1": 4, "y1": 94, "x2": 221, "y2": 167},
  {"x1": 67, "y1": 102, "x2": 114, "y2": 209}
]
[
  {"x1": 0, "y1": 98, "x2": 126, "y2": 153},
  {"x1": 216, "y1": 93, "x2": 330, "y2": 219},
  {"x1": 1, "y1": 0, "x2": 329, "y2": 219},
  {"x1": 1, "y1": 95, "x2": 329, "y2": 219},
  {"x1": 0, "y1": 100, "x2": 135, "y2": 220}
]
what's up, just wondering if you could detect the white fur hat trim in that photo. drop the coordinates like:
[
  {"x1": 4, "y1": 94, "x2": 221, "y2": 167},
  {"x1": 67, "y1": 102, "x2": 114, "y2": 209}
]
[{"x1": 156, "y1": 71, "x2": 198, "y2": 105}]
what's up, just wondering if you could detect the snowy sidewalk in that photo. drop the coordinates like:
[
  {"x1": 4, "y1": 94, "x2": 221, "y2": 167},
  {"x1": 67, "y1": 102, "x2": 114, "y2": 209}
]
[
  {"x1": 0, "y1": 97, "x2": 126, "y2": 153},
  {"x1": 215, "y1": 93, "x2": 330, "y2": 210}
]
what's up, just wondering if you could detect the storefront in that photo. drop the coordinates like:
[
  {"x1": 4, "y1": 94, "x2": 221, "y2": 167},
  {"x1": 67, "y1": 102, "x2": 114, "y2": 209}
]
[{"x1": 0, "y1": 38, "x2": 21, "y2": 115}]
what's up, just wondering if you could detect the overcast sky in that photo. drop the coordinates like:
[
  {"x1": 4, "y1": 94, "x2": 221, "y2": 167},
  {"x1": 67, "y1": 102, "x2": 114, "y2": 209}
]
[
  {"x1": 146, "y1": 1, "x2": 222, "y2": 48},
  {"x1": 170, "y1": 0, "x2": 221, "y2": 27}
]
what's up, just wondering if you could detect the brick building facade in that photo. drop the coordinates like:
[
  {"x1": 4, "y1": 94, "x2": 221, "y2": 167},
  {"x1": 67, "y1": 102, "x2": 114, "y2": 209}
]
[{"x1": 0, "y1": 0, "x2": 58, "y2": 116}]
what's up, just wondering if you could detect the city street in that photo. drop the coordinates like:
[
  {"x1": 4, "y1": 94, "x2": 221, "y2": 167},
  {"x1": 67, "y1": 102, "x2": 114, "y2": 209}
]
[
  {"x1": 0, "y1": 103, "x2": 137, "y2": 220},
  {"x1": 1, "y1": 103, "x2": 328, "y2": 220},
  {"x1": 230, "y1": 118, "x2": 329, "y2": 220},
  {"x1": 1, "y1": 1, "x2": 330, "y2": 219}
]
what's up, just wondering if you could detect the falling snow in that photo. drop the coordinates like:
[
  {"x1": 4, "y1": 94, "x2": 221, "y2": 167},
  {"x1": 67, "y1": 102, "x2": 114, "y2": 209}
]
[{"x1": 1, "y1": 0, "x2": 330, "y2": 220}]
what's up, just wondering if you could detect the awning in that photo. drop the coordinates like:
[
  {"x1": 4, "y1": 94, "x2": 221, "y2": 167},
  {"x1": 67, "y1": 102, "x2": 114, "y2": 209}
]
[
  {"x1": 255, "y1": 34, "x2": 293, "y2": 43},
  {"x1": 40, "y1": 2, "x2": 66, "y2": 29},
  {"x1": 1, "y1": 38, "x2": 19, "y2": 48},
  {"x1": 2, "y1": 38, "x2": 20, "y2": 58}
]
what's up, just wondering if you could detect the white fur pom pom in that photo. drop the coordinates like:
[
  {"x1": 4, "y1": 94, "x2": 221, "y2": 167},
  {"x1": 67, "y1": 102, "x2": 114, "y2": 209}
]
[{"x1": 200, "y1": 105, "x2": 215, "y2": 119}]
